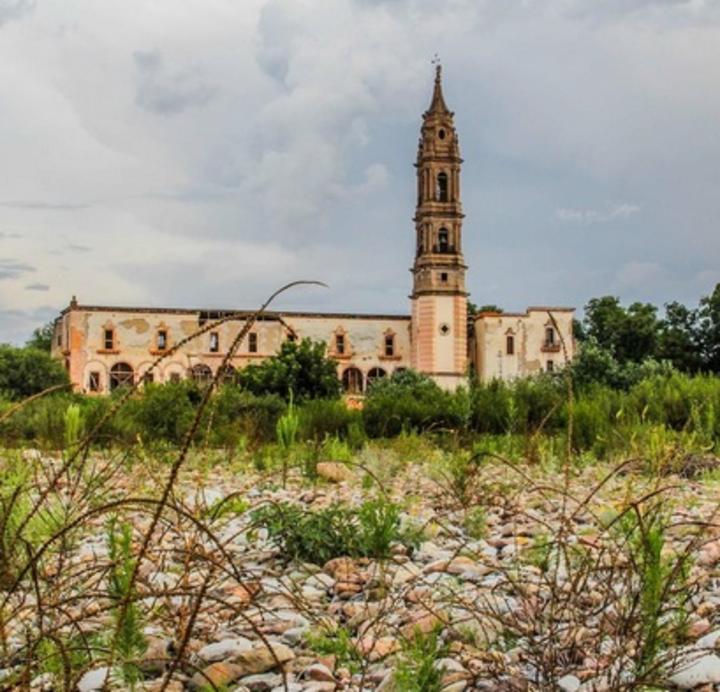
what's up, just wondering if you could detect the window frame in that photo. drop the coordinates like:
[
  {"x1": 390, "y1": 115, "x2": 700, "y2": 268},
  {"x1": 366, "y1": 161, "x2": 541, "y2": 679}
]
[{"x1": 248, "y1": 332, "x2": 258, "y2": 354}]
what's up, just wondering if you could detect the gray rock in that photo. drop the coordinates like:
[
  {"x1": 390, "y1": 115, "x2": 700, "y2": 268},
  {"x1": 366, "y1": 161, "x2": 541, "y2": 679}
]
[
  {"x1": 77, "y1": 667, "x2": 111, "y2": 692},
  {"x1": 557, "y1": 674, "x2": 581, "y2": 692},
  {"x1": 668, "y1": 653, "x2": 720, "y2": 689},
  {"x1": 697, "y1": 629, "x2": 720, "y2": 649},
  {"x1": 198, "y1": 637, "x2": 253, "y2": 662},
  {"x1": 241, "y1": 672, "x2": 282, "y2": 691}
]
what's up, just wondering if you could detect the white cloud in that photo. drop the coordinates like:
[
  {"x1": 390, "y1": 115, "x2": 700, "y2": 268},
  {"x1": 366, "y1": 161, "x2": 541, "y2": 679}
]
[{"x1": 556, "y1": 202, "x2": 641, "y2": 224}]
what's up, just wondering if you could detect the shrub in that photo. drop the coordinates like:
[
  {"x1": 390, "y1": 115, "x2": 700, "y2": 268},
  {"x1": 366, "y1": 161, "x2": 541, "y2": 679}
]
[
  {"x1": 238, "y1": 338, "x2": 341, "y2": 401},
  {"x1": 394, "y1": 626, "x2": 446, "y2": 692},
  {"x1": 253, "y1": 498, "x2": 420, "y2": 564},
  {"x1": 212, "y1": 386, "x2": 286, "y2": 446},
  {"x1": 298, "y1": 398, "x2": 363, "y2": 442},
  {"x1": 0, "y1": 345, "x2": 69, "y2": 400},
  {"x1": 363, "y1": 370, "x2": 468, "y2": 438},
  {"x1": 129, "y1": 381, "x2": 197, "y2": 445}
]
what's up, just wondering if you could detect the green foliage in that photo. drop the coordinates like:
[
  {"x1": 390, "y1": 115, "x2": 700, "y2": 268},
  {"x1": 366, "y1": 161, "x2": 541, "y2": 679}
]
[
  {"x1": 305, "y1": 626, "x2": 362, "y2": 672},
  {"x1": 276, "y1": 393, "x2": 299, "y2": 486},
  {"x1": 393, "y1": 626, "x2": 446, "y2": 692},
  {"x1": 128, "y1": 381, "x2": 197, "y2": 445},
  {"x1": 298, "y1": 398, "x2": 363, "y2": 443},
  {"x1": 462, "y1": 506, "x2": 487, "y2": 539},
  {"x1": 106, "y1": 517, "x2": 146, "y2": 683},
  {"x1": 212, "y1": 386, "x2": 286, "y2": 446},
  {"x1": 363, "y1": 369, "x2": 469, "y2": 437},
  {"x1": 0, "y1": 344, "x2": 69, "y2": 400},
  {"x1": 253, "y1": 498, "x2": 421, "y2": 564},
  {"x1": 63, "y1": 403, "x2": 84, "y2": 458},
  {"x1": 238, "y1": 338, "x2": 341, "y2": 401},
  {"x1": 26, "y1": 322, "x2": 55, "y2": 352},
  {"x1": 615, "y1": 506, "x2": 693, "y2": 676}
]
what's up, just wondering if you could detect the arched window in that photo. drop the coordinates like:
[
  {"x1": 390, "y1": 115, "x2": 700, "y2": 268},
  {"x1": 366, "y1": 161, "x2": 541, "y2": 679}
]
[
  {"x1": 506, "y1": 335, "x2": 515, "y2": 356},
  {"x1": 436, "y1": 172, "x2": 449, "y2": 202},
  {"x1": 342, "y1": 367, "x2": 364, "y2": 395},
  {"x1": 367, "y1": 367, "x2": 387, "y2": 389},
  {"x1": 218, "y1": 364, "x2": 237, "y2": 385},
  {"x1": 109, "y1": 362, "x2": 134, "y2": 391},
  {"x1": 190, "y1": 364, "x2": 213, "y2": 386},
  {"x1": 438, "y1": 228, "x2": 449, "y2": 253}
]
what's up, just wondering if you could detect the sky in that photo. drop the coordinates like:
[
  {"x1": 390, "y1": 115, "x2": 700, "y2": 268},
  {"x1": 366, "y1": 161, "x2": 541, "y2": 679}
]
[{"x1": 1, "y1": 0, "x2": 719, "y2": 344}]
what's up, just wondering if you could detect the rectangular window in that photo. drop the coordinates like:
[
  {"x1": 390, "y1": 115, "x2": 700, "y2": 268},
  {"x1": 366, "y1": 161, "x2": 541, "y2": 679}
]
[
  {"x1": 88, "y1": 371, "x2": 100, "y2": 392},
  {"x1": 248, "y1": 332, "x2": 258, "y2": 353},
  {"x1": 440, "y1": 272, "x2": 448, "y2": 283},
  {"x1": 545, "y1": 327, "x2": 556, "y2": 346},
  {"x1": 169, "y1": 373, "x2": 181, "y2": 383},
  {"x1": 209, "y1": 332, "x2": 219, "y2": 353},
  {"x1": 104, "y1": 328, "x2": 114, "y2": 350},
  {"x1": 157, "y1": 330, "x2": 167, "y2": 350},
  {"x1": 506, "y1": 335, "x2": 515, "y2": 355},
  {"x1": 384, "y1": 335, "x2": 395, "y2": 357},
  {"x1": 546, "y1": 360, "x2": 555, "y2": 373},
  {"x1": 57, "y1": 334, "x2": 62, "y2": 347},
  {"x1": 335, "y1": 334, "x2": 345, "y2": 355}
]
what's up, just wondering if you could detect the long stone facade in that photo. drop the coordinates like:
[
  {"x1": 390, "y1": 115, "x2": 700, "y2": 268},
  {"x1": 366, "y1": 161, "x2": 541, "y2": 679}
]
[{"x1": 51, "y1": 66, "x2": 575, "y2": 394}]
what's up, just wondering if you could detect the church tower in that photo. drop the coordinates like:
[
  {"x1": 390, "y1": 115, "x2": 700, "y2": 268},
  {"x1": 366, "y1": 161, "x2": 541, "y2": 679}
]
[{"x1": 410, "y1": 64, "x2": 468, "y2": 390}]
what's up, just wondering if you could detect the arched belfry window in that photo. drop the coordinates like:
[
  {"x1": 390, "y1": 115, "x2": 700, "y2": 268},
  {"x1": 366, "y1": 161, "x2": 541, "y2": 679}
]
[
  {"x1": 438, "y1": 228, "x2": 449, "y2": 253},
  {"x1": 436, "y1": 172, "x2": 448, "y2": 202}
]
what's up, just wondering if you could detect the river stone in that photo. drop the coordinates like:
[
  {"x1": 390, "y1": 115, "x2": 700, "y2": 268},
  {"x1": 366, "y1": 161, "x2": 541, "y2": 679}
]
[
  {"x1": 234, "y1": 642, "x2": 295, "y2": 674},
  {"x1": 77, "y1": 667, "x2": 111, "y2": 692},
  {"x1": 198, "y1": 637, "x2": 253, "y2": 662},
  {"x1": 668, "y1": 653, "x2": 720, "y2": 689},
  {"x1": 557, "y1": 674, "x2": 581, "y2": 692}
]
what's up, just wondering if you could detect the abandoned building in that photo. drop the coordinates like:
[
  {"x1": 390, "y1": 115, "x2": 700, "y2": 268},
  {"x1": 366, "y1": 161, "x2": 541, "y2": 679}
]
[{"x1": 52, "y1": 66, "x2": 575, "y2": 395}]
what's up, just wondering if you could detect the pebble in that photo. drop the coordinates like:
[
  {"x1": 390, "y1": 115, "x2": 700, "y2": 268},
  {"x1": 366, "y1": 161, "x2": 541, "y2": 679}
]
[{"x1": 668, "y1": 653, "x2": 720, "y2": 689}]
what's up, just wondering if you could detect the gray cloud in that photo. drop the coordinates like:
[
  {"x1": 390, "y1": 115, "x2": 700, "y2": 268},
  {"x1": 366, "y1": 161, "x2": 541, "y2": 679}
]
[
  {"x1": 0, "y1": 0, "x2": 34, "y2": 27},
  {"x1": 25, "y1": 282, "x2": 49, "y2": 291},
  {"x1": 0, "y1": 0, "x2": 719, "y2": 343},
  {"x1": 0, "y1": 231, "x2": 21, "y2": 239},
  {"x1": 133, "y1": 50, "x2": 216, "y2": 116},
  {"x1": 0, "y1": 201, "x2": 90, "y2": 210},
  {"x1": 0, "y1": 259, "x2": 35, "y2": 280}
]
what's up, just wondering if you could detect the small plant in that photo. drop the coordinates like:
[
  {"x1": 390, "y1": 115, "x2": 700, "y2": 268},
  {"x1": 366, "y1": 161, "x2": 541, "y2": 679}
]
[
  {"x1": 305, "y1": 625, "x2": 362, "y2": 672},
  {"x1": 206, "y1": 493, "x2": 250, "y2": 521},
  {"x1": 63, "y1": 403, "x2": 84, "y2": 459},
  {"x1": 276, "y1": 392, "x2": 299, "y2": 487},
  {"x1": 393, "y1": 625, "x2": 447, "y2": 692},
  {"x1": 462, "y1": 505, "x2": 487, "y2": 539},
  {"x1": 252, "y1": 498, "x2": 420, "y2": 564},
  {"x1": 106, "y1": 516, "x2": 147, "y2": 684}
]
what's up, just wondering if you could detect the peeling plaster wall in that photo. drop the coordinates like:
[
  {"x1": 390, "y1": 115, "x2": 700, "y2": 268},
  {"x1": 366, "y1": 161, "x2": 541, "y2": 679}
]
[
  {"x1": 54, "y1": 306, "x2": 411, "y2": 394},
  {"x1": 473, "y1": 309, "x2": 575, "y2": 381}
]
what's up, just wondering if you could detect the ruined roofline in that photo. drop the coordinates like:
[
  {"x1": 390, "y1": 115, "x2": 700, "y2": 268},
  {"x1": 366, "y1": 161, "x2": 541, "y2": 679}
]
[
  {"x1": 59, "y1": 303, "x2": 411, "y2": 322},
  {"x1": 475, "y1": 306, "x2": 575, "y2": 319}
]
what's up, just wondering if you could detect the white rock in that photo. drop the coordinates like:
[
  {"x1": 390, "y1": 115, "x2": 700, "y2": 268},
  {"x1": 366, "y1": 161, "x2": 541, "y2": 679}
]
[
  {"x1": 697, "y1": 629, "x2": 720, "y2": 649},
  {"x1": 198, "y1": 637, "x2": 253, "y2": 662},
  {"x1": 558, "y1": 674, "x2": 581, "y2": 692},
  {"x1": 668, "y1": 653, "x2": 720, "y2": 689},
  {"x1": 77, "y1": 667, "x2": 111, "y2": 692}
]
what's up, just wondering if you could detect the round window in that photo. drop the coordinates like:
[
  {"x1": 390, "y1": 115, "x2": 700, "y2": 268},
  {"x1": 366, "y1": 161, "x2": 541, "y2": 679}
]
[
  {"x1": 439, "y1": 323, "x2": 451, "y2": 336},
  {"x1": 438, "y1": 129, "x2": 446, "y2": 140}
]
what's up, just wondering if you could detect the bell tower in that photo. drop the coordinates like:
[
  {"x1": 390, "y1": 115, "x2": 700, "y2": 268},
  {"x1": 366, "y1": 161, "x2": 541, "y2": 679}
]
[{"x1": 410, "y1": 64, "x2": 468, "y2": 389}]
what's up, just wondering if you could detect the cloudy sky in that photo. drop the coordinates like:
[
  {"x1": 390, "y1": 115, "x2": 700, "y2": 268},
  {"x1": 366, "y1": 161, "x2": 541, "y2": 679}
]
[{"x1": 1, "y1": 0, "x2": 719, "y2": 344}]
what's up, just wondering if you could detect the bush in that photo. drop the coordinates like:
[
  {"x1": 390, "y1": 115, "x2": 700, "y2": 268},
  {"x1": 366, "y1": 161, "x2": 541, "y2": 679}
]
[
  {"x1": 128, "y1": 381, "x2": 197, "y2": 445},
  {"x1": 363, "y1": 370, "x2": 469, "y2": 438},
  {"x1": 252, "y1": 498, "x2": 421, "y2": 564},
  {"x1": 298, "y1": 398, "x2": 363, "y2": 442},
  {"x1": 238, "y1": 338, "x2": 341, "y2": 401},
  {"x1": 212, "y1": 386, "x2": 286, "y2": 446},
  {"x1": 0, "y1": 345, "x2": 69, "y2": 400}
]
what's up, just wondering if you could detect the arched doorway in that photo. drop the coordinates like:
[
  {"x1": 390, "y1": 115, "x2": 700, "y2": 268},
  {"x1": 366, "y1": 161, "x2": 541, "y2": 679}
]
[
  {"x1": 367, "y1": 367, "x2": 387, "y2": 389},
  {"x1": 342, "y1": 367, "x2": 364, "y2": 395},
  {"x1": 190, "y1": 364, "x2": 213, "y2": 386},
  {"x1": 109, "y1": 362, "x2": 134, "y2": 391},
  {"x1": 218, "y1": 364, "x2": 237, "y2": 385}
]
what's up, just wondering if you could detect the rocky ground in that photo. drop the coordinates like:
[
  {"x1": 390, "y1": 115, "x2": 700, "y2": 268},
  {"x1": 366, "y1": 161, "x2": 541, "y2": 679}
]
[{"x1": 4, "y1": 448, "x2": 720, "y2": 691}]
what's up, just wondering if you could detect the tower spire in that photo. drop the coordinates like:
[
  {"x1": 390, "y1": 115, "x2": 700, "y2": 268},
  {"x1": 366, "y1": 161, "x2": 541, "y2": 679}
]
[{"x1": 427, "y1": 60, "x2": 449, "y2": 116}]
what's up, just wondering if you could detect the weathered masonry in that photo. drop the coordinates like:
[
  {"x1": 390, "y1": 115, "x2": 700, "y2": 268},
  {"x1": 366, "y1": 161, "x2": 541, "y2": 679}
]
[{"x1": 52, "y1": 65, "x2": 575, "y2": 394}]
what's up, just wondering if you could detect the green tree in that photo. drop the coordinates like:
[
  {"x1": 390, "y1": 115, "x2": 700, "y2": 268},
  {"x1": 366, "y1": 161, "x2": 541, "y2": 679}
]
[
  {"x1": 698, "y1": 283, "x2": 720, "y2": 373},
  {"x1": 657, "y1": 301, "x2": 702, "y2": 373},
  {"x1": 26, "y1": 321, "x2": 55, "y2": 352},
  {"x1": 0, "y1": 345, "x2": 69, "y2": 400},
  {"x1": 583, "y1": 296, "x2": 660, "y2": 364},
  {"x1": 238, "y1": 338, "x2": 341, "y2": 401}
]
